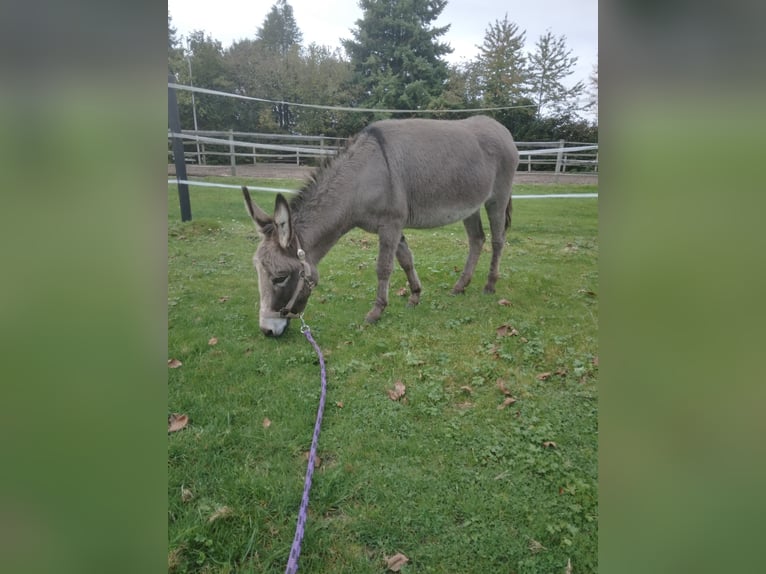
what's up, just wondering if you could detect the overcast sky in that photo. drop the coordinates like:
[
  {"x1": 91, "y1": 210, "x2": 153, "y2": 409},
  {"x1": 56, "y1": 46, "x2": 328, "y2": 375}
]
[{"x1": 168, "y1": 0, "x2": 597, "y2": 89}]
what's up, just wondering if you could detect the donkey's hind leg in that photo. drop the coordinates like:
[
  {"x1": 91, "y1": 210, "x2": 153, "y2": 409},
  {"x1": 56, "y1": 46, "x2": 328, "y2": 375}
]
[
  {"x1": 395, "y1": 235, "x2": 422, "y2": 306},
  {"x1": 452, "y1": 211, "x2": 485, "y2": 295},
  {"x1": 483, "y1": 196, "x2": 512, "y2": 294}
]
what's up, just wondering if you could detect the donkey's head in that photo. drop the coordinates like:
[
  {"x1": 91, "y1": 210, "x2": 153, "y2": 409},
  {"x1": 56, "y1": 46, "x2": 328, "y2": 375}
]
[{"x1": 243, "y1": 187, "x2": 317, "y2": 337}]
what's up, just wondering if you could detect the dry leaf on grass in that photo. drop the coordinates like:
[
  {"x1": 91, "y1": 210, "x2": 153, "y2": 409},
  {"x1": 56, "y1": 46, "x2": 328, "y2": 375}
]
[
  {"x1": 496, "y1": 324, "x2": 519, "y2": 337},
  {"x1": 207, "y1": 506, "x2": 233, "y2": 523},
  {"x1": 262, "y1": 418, "x2": 272, "y2": 428},
  {"x1": 498, "y1": 298, "x2": 512, "y2": 306},
  {"x1": 396, "y1": 287, "x2": 408, "y2": 297},
  {"x1": 497, "y1": 397, "x2": 517, "y2": 410},
  {"x1": 168, "y1": 358, "x2": 182, "y2": 369},
  {"x1": 496, "y1": 379, "x2": 512, "y2": 395},
  {"x1": 529, "y1": 539, "x2": 547, "y2": 554},
  {"x1": 181, "y1": 487, "x2": 193, "y2": 502},
  {"x1": 168, "y1": 413, "x2": 189, "y2": 433},
  {"x1": 387, "y1": 381, "x2": 406, "y2": 401},
  {"x1": 460, "y1": 385, "x2": 474, "y2": 395},
  {"x1": 565, "y1": 558, "x2": 573, "y2": 574},
  {"x1": 542, "y1": 441, "x2": 557, "y2": 449},
  {"x1": 536, "y1": 371, "x2": 552, "y2": 381},
  {"x1": 208, "y1": 337, "x2": 218, "y2": 346},
  {"x1": 385, "y1": 553, "x2": 409, "y2": 572},
  {"x1": 336, "y1": 401, "x2": 344, "y2": 408},
  {"x1": 218, "y1": 295, "x2": 230, "y2": 303}
]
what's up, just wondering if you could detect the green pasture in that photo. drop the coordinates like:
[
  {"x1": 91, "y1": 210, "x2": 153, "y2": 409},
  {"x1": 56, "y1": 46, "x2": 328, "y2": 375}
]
[{"x1": 168, "y1": 177, "x2": 598, "y2": 573}]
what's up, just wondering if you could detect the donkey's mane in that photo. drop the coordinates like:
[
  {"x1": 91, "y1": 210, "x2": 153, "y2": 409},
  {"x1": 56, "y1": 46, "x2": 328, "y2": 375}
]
[{"x1": 288, "y1": 131, "x2": 364, "y2": 218}]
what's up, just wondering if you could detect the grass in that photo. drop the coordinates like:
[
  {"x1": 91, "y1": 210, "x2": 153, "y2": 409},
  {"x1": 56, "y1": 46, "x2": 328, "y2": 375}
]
[{"x1": 168, "y1": 177, "x2": 598, "y2": 573}]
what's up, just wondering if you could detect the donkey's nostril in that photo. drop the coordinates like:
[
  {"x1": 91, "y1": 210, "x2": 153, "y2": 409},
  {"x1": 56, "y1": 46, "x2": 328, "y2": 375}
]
[{"x1": 261, "y1": 327, "x2": 275, "y2": 337}]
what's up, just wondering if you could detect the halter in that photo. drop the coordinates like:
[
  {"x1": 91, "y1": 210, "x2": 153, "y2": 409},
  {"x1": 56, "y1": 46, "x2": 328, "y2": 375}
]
[{"x1": 261, "y1": 238, "x2": 315, "y2": 320}]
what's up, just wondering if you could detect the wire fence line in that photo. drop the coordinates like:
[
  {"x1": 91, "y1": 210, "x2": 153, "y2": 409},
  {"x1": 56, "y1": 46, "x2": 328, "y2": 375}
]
[{"x1": 167, "y1": 82, "x2": 598, "y2": 174}]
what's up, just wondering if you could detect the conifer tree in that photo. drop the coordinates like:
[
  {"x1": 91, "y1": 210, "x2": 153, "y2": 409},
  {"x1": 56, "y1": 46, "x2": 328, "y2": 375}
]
[
  {"x1": 343, "y1": 0, "x2": 452, "y2": 111},
  {"x1": 527, "y1": 30, "x2": 584, "y2": 117}
]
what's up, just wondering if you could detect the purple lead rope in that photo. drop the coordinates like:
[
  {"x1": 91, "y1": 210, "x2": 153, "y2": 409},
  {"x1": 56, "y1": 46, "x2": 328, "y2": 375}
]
[{"x1": 285, "y1": 318, "x2": 327, "y2": 574}]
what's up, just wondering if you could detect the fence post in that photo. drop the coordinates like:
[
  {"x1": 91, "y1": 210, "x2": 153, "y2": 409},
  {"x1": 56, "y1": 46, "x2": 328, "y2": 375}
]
[
  {"x1": 168, "y1": 72, "x2": 192, "y2": 222},
  {"x1": 555, "y1": 139, "x2": 565, "y2": 174},
  {"x1": 229, "y1": 130, "x2": 236, "y2": 176}
]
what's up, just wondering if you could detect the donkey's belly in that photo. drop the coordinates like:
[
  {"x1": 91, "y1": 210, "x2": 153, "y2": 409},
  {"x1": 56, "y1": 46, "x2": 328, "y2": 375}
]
[{"x1": 407, "y1": 204, "x2": 479, "y2": 229}]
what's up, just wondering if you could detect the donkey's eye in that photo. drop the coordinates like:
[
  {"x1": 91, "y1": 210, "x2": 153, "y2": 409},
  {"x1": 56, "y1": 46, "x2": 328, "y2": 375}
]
[{"x1": 272, "y1": 275, "x2": 289, "y2": 287}]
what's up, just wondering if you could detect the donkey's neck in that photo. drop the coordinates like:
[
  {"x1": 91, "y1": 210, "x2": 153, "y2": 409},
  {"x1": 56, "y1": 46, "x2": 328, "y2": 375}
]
[{"x1": 291, "y1": 179, "x2": 354, "y2": 264}]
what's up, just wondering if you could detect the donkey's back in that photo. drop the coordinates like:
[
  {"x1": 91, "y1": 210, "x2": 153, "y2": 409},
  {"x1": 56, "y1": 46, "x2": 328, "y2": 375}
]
[{"x1": 360, "y1": 115, "x2": 519, "y2": 228}]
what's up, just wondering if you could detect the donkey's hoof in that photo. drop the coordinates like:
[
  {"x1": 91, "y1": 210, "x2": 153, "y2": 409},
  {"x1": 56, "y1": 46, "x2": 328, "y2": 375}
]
[
  {"x1": 365, "y1": 311, "x2": 381, "y2": 324},
  {"x1": 483, "y1": 286, "x2": 496, "y2": 295},
  {"x1": 450, "y1": 288, "x2": 465, "y2": 296}
]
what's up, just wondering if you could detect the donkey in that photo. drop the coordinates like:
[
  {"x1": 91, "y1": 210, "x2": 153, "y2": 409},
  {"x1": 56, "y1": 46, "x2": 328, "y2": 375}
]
[{"x1": 243, "y1": 115, "x2": 519, "y2": 337}]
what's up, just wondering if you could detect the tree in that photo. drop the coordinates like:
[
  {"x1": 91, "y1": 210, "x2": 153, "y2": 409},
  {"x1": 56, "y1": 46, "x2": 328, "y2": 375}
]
[
  {"x1": 257, "y1": 0, "x2": 303, "y2": 56},
  {"x1": 181, "y1": 31, "x2": 236, "y2": 136},
  {"x1": 527, "y1": 30, "x2": 585, "y2": 118},
  {"x1": 585, "y1": 60, "x2": 598, "y2": 119},
  {"x1": 470, "y1": 15, "x2": 533, "y2": 132},
  {"x1": 474, "y1": 15, "x2": 528, "y2": 106},
  {"x1": 343, "y1": 0, "x2": 453, "y2": 112},
  {"x1": 167, "y1": 12, "x2": 185, "y2": 76}
]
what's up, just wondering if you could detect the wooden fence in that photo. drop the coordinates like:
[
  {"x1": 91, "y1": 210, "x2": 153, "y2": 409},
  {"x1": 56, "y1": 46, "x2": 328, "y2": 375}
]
[{"x1": 167, "y1": 130, "x2": 598, "y2": 175}]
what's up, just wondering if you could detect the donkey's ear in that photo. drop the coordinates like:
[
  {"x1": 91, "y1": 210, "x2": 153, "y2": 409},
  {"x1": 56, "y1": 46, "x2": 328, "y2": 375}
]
[
  {"x1": 273, "y1": 194, "x2": 293, "y2": 249},
  {"x1": 242, "y1": 186, "x2": 272, "y2": 231}
]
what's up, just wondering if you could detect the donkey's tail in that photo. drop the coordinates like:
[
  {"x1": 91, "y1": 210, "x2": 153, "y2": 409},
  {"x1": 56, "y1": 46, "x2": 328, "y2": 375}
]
[{"x1": 504, "y1": 196, "x2": 513, "y2": 231}]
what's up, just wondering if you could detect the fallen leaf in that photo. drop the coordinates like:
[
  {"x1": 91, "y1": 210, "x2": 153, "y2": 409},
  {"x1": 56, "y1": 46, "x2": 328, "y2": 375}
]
[
  {"x1": 208, "y1": 337, "x2": 218, "y2": 346},
  {"x1": 336, "y1": 401, "x2": 344, "y2": 408},
  {"x1": 181, "y1": 487, "x2": 193, "y2": 502},
  {"x1": 396, "y1": 286, "x2": 408, "y2": 297},
  {"x1": 529, "y1": 539, "x2": 547, "y2": 554},
  {"x1": 387, "y1": 381, "x2": 406, "y2": 401},
  {"x1": 497, "y1": 397, "x2": 517, "y2": 410},
  {"x1": 208, "y1": 506, "x2": 233, "y2": 523},
  {"x1": 555, "y1": 367, "x2": 568, "y2": 377},
  {"x1": 218, "y1": 295, "x2": 230, "y2": 302},
  {"x1": 385, "y1": 553, "x2": 409, "y2": 572},
  {"x1": 168, "y1": 413, "x2": 189, "y2": 433},
  {"x1": 496, "y1": 378, "x2": 512, "y2": 395},
  {"x1": 262, "y1": 418, "x2": 272, "y2": 428},
  {"x1": 168, "y1": 358, "x2": 182, "y2": 369},
  {"x1": 537, "y1": 372, "x2": 552, "y2": 381},
  {"x1": 496, "y1": 324, "x2": 519, "y2": 337},
  {"x1": 565, "y1": 558, "x2": 573, "y2": 574},
  {"x1": 542, "y1": 441, "x2": 557, "y2": 449},
  {"x1": 498, "y1": 298, "x2": 512, "y2": 306},
  {"x1": 460, "y1": 385, "x2": 474, "y2": 395}
]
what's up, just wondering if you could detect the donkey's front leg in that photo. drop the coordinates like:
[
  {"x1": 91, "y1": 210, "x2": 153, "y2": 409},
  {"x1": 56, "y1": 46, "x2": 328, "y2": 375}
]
[
  {"x1": 366, "y1": 229, "x2": 399, "y2": 324},
  {"x1": 396, "y1": 235, "x2": 422, "y2": 307}
]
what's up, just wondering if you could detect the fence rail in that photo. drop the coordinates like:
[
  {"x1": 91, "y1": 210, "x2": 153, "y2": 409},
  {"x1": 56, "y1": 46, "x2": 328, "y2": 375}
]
[{"x1": 167, "y1": 130, "x2": 598, "y2": 175}]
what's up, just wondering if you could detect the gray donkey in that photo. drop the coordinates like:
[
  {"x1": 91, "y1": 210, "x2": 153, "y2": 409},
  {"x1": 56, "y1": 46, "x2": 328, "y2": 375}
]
[{"x1": 243, "y1": 115, "x2": 519, "y2": 337}]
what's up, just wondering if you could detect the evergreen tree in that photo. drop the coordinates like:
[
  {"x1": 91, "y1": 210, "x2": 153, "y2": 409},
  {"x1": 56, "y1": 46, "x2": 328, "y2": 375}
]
[
  {"x1": 475, "y1": 15, "x2": 528, "y2": 106},
  {"x1": 527, "y1": 30, "x2": 584, "y2": 118},
  {"x1": 257, "y1": 0, "x2": 303, "y2": 56},
  {"x1": 343, "y1": 0, "x2": 452, "y2": 112}
]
